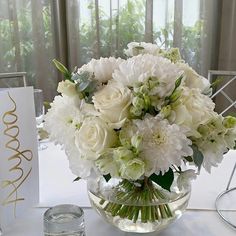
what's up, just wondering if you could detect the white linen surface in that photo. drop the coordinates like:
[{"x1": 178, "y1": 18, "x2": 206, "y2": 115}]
[{"x1": 38, "y1": 142, "x2": 236, "y2": 210}]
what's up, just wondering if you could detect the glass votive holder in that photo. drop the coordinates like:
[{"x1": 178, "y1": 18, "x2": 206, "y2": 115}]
[{"x1": 43, "y1": 204, "x2": 86, "y2": 236}]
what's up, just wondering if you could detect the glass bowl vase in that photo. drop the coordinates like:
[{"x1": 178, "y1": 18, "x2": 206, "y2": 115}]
[{"x1": 87, "y1": 175, "x2": 191, "y2": 234}]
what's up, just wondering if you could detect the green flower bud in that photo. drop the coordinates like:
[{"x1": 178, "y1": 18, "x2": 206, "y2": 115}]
[
  {"x1": 130, "y1": 106, "x2": 142, "y2": 117},
  {"x1": 132, "y1": 97, "x2": 145, "y2": 109},
  {"x1": 162, "y1": 48, "x2": 182, "y2": 63},
  {"x1": 169, "y1": 89, "x2": 182, "y2": 103},
  {"x1": 139, "y1": 84, "x2": 149, "y2": 94},
  {"x1": 223, "y1": 116, "x2": 236, "y2": 129}
]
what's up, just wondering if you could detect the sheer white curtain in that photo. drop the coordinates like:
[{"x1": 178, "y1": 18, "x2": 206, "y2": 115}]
[
  {"x1": 0, "y1": 0, "x2": 58, "y2": 101},
  {"x1": 66, "y1": 0, "x2": 220, "y2": 77},
  {"x1": 0, "y1": 0, "x2": 222, "y2": 101}
]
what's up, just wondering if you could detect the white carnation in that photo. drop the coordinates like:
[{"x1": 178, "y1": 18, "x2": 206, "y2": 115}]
[
  {"x1": 113, "y1": 54, "x2": 183, "y2": 98},
  {"x1": 134, "y1": 117, "x2": 193, "y2": 175},
  {"x1": 124, "y1": 42, "x2": 160, "y2": 57},
  {"x1": 78, "y1": 57, "x2": 124, "y2": 83}
]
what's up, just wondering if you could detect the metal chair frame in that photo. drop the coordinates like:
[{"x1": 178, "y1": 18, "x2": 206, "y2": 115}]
[
  {"x1": 209, "y1": 70, "x2": 236, "y2": 230},
  {"x1": 0, "y1": 72, "x2": 27, "y2": 87}
]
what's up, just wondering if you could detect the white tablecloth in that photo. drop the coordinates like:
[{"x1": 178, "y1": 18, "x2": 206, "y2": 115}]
[{"x1": 3, "y1": 142, "x2": 236, "y2": 235}]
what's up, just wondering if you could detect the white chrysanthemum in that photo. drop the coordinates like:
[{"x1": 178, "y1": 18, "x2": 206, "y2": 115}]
[
  {"x1": 44, "y1": 95, "x2": 82, "y2": 148},
  {"x1": 134, "y1": 117, "x2": 193, "y2": 175},
  {"x1": 170, "y1": 87, "x2": 216, "y2": 137},
  {"x1": 44, "y1": 95, "x2": 98, "y2": 148},
  {"x1": 177, "y1": 62, "x2": 211, "y2": 94},
  {"x1": 78, "y1": 57, "x2": 124, "y2": 83},
  {"x1": 113, "y1": 54, "x2": 183, "y2": 97},
  {"x1": 124, "y1": 42, "x2": 160, "y2": 57}
]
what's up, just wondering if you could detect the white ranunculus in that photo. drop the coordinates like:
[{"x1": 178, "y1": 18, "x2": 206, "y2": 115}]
[
  {"x1": 177, "y1": 63, "x2": 211, "y2": 94},
  {"x1": 57, "y1": 80, "x2": 78, "y2": 97},
  {"x1": 44, "y1": 95, "x2": 82, "y2": 148},
  {"x1": 124, "y1": 42, "x2": 160, "y2": 57},
  {"x1": 113, "y1": 54, "x2": 183, "y2": 98},
  {"x1": 120, "y1": 158, "x2": 145, "y2": 180},
  {"x1": 75, "y1": 117, "x2": 117, "y2": 160},
  {"x1": 78, "y1": 57, "x2": 124, "y2": 83},
  {"x1": 92, "y1": 81, "x2": 132, "y2": 129},
  {"x1": 170, "y1": 87, "x2": 216, "y2": 137}
]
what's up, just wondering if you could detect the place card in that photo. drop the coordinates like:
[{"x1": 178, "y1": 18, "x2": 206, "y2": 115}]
[{"x1": 0, "y1": 87, "x2": 39, "y2": 231}]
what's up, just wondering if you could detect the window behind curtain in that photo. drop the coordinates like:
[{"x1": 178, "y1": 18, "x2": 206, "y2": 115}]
[
  {"x1": 0, "y1": 0, "x2": 57, "y2": 101},
  {"x1": 0, "y1": 0, "x2": 220, "y2": 101}
]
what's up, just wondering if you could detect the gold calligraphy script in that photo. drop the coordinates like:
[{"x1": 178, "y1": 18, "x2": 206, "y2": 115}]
[{"x1": 1, "y1": 92, "x2": 33, "y2": 217}]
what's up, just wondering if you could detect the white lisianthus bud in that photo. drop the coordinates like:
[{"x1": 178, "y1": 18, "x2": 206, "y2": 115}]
[
  {"x1": 93, "y1": 81, "x2": 132, "y2": 129},
  {"x1": 75, "y1": 117, "x2": 117, "y2": 160},
  {"x1": 120, "y1": 158, "x2": 145, "y2": 180},
  {"x1": 57, "y1": 80, "x2": 77, "y2": 97},
  {"x1": 160, "y1": 105, "x2": 172, "y2": 118}
]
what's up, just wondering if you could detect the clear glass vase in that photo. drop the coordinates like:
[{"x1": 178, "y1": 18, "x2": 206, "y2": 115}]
[{"x1": 87, "y1": 175, "x2": 191, "y2": 234}]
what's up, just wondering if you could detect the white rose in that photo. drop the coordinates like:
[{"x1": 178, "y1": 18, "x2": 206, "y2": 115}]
[
  {"x1": 170, "y1": 87, "x2": 215, "y2": 137},
  {"x1": 92, "y1": 81, "x2": 132, "y2": 129},
  {"x1": 57, "y1": 80, "x2": 77, "y2": 97},
  {"x1": 75, "y1": 117, "x2": 117, "y2": 160}
]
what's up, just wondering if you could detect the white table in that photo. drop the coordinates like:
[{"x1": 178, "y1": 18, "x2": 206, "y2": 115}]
[{"x1": 3, "y1": 142, "x2": 236, "y2": 235}]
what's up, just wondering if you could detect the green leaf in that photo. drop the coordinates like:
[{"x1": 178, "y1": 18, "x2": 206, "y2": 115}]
[
  {"x1": 103, "y1": 174, "x2": 111, "y2": 182},
  {"x1": 191, "y1": 145, "x2": 204, "y2": 171},
  {"x1": 149, "y1": 168, "x2": 174, "y2": 191},
  {"x1": 184, "y1": 156, "x2": 193, "y2": 162},
  {"x1": 73, "y1": 176, "x2": 81, "y2": 182}
]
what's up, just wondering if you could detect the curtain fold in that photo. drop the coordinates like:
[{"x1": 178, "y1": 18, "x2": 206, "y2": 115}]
[{"x1": 215, "y1": 0, "x2": 236, "y2": 115}]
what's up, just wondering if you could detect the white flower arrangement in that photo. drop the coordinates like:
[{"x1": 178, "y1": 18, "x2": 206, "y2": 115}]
[{"x1": 46, "y1": 43, "x2": 236, "y2": 190}]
